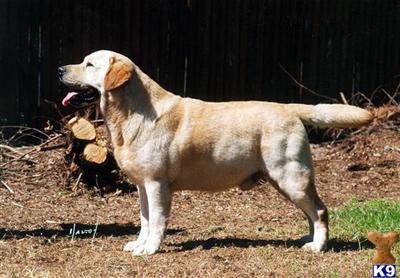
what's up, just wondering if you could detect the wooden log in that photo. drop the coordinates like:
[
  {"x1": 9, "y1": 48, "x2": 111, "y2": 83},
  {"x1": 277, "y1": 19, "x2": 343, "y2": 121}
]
[
  {"x1": 82, "y1": 143, "x2": 108, "y2": 165},
  {"x1": 68, "y1": 116, "x2": 96, "y2": 141}
]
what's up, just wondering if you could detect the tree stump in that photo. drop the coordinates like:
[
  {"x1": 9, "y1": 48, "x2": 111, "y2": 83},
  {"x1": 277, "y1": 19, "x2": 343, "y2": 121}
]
[
  {"x1": 68, "y1": 116, "x2": 109, "y2": 165},
  {"x1": 68, "y1": 116, "x2": 96, "y2": 141},
  {"x1": 64, "y1": 116, "x2": 131, "y2": 193}
]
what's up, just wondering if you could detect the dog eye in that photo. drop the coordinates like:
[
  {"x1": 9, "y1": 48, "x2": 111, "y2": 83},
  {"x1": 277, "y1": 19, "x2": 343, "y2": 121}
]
[{"x1": 86, "y1": 62, "x2": 94, "y2": 67}]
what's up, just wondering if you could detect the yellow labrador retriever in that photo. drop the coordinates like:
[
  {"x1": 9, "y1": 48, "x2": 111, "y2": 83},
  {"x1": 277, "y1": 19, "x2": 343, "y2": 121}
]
[{"x1": 59, "y1": 50, "x2": 373, "y2": 255}]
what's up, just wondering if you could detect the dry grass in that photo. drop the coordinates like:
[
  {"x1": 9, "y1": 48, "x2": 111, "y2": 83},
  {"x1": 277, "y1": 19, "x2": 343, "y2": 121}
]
[{"x1": 0, "y1": 121, "x2": 399, "y2": 277}]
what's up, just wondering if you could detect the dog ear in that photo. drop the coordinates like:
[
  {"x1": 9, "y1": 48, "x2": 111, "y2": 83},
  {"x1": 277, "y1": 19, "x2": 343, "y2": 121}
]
[{"x1": 104, "y1": 57, "x2": 132, "y2": 91}]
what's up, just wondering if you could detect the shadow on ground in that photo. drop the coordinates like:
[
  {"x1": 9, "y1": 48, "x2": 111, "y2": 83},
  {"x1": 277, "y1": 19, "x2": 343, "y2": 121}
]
[
  {"x1": 169, "y1": 236, "x2": 374, "y2": 252},
  {"x1": 0, "y1": 223, "x2": 184, "y2": 240}
]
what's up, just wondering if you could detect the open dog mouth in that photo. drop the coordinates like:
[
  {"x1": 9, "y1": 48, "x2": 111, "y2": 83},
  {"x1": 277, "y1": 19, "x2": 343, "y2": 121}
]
[{"x1": 62, "y1": 87, "x2": 100, "y2": 107}]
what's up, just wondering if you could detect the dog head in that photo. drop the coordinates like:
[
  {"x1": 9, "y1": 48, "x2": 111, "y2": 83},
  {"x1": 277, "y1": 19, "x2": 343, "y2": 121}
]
[{"x1": 59, "y1": 50, "x2": 133, "y2": 107}]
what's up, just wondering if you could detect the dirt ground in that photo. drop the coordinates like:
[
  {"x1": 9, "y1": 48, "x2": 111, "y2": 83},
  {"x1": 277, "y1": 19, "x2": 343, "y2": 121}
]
[{"x1": 0, "y1": 118, "x2": 399, "y2": 277}]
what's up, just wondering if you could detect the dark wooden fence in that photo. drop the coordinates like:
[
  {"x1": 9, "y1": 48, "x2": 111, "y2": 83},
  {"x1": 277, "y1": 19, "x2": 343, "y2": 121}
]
[{"x1": 1, "y1": 0, "x2": 400, "y2": 125}]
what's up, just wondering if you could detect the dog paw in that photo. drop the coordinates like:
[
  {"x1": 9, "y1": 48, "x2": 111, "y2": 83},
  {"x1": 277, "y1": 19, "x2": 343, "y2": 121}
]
[
  {"x1": 123, "y1": 240, "x2": 145, "y2": 252},
  {"x1": 132, "y1": 244, "x2": 146, "y2": 256},
  {"x1": 131, "y1": 239, "x2": 161, "y2": 256},
  {"x1": 302, "y1": 241, "x2": 326, "y2": 252}
]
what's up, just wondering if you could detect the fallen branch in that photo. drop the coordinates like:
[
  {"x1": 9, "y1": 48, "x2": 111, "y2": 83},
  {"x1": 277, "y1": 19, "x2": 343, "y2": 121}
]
[
  {"x1": 0, "y1": 152, "x2": 38, "y2": 164},
  {"x1": 1, "y1": 126, "x2": 50, "y2": 144},
  {"x1": 381, "y1": 89, "x2": 399, "y2": 106},
  {"x1": 72, "y1": 172, "x2": 83, "y2": 191},
  {"x1": 0, "y1": 133, "x2": 64, "y2": 168},
  {"x1": 11, "y1": 201, "x2": 24, "y2": 208},
  {"x1": 353, "y1": 90, "x2": 376, "y2": 107},
  {"x1": 0, "y1": 179, "x2": 14, "y2": 194},
  {"x1": 339, "y1": 92, "x2": 349, "y2": 105},
  {"x1": 12, "y1": 173, "x2": 45, "y2": 182},
  {"x1": 0, "y1": 144, "x2": 23, "y2": 155},
  {"x1": 279, "y1": 65, "x2": 338, "y2": 103},
  {"x1": 40, "y1": 142, "x2": 67, "y2": 151}
]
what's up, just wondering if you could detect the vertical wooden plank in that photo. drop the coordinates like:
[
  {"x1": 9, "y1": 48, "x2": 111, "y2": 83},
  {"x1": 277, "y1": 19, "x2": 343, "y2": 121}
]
[
  {"x1": 320, "y1": 0, "x2": 330, "y2": 102},
  {"x1": 168, "y1": 0, "x2": 186, "y2": 94},
  {"x1": 131, "y1": 0, "x2": 141, "y2": 60},
  {"x1": 122, "y1": 0, "x2": 132, "y2": 55},
  {"x1": 53, "y1": 0, "x2": 64, "y2": 103},
  {"x1": 186, "y1": 0, "x2": 199, "y2": 98},
  {"x1": 277, "y1": 0, "x2": 289, "y2": 102},
  {"x1": 388, "y1": 0, "x2": 400, "y2": 86},
  {"x1": 334, "y1": 0, "x2": 345, "y2": 95},
  {"x1": 165, "y1": 0, "x2": 174, "y2": 89},
  {"x1": 208, "y1": 0, "x2": 217, "y2": 100},
  {"x1": 140, "y1": 0, "x2": 150, "y2": 73},
  {"x1": 177, "y1": 0, "x2": 188, "y2": 94},
  {"x1": 148, "y1": 0, "x2": 159, "y2": 80},
  {"x1": 29, "y1": 0, "x2": 42, "y2": 120},
  {"x1": 0, "y1": 0, "x2": 9, "y2": 121},
  {"x1": 251, "y1": 0, "x2": 261, "y2": 100},
  {"x1": 294, "y1": 0, "x2": 304, "y2": 102},
  {"x1": 358, "y1": 0, "x2": 369, "y2": 94},
  {"x1": 237, "y1": 0, "x2": 248, "y2": 100},
  {"x1": 383, "y1": 0, "x2": 394, "y2": 89},
  {"x1": 216, "y1": 0, "x2": 228, "y2": 100},
  {"x1": 260, "y1": 0, "x2": 272, "y2": 102},
  {"x1": 94, "y1": 0, "x2": 103, "y2": 53},
  {"x1": 15, "y1": 0, "x2": 32, "y2": 124},
  {"x1": 12, "y1": 0, "x2": 23, "y2": 124},
  {"x1": 0, "y1": 0, "x2": 7, "y2": 116},
  {"x1": 197, "y1": 0, "x2": 210, "y2": 99},
  {"x1": 156, "y1": 0, "x2": 168, "y2": 86},
  {"x1": 97, "y1": 2, "x2": 105, "y2": 51},
  {"x1": 270, "y1": 0, "x2": 281, "y2": 101},
  {"x1": 281, "y1": 0, "x2": 290, "y2": 102},
  {"x1": 115, "y1": 1, "x2": 125, "y2": 54},
  {"x1": 390, "y1": 0, "x2": 400, "y2": 83},
  {"x1": 59, "y1": 0, "x2": 73, "y2": 64},
  {"x1": 351, "y1": 0, "x2": 360, "y2": 95},
  {"x1": 287, "y1": 0, "x2": 298, "y2": 102},
  {"x1": 309, "y1": 0, "x2": 321, "y2": 102},
  {"x1": 0, "y1": 0, "x2": 18, "y2": 123},
  {"x1": 80, "y1": 1, "x2": 88, "y2": 54},
  {"x1": 225, "y1": 0, "x2": 240, "y2": 101},
  {"x1": 359, "y1": 0, "x2": 373, "y2": 96},
  {"x1": 377, "y1": 0, "x2": 387, "y2": 88},
  {"x1": 72, "y1": 0, "x2": 82, "y2": 62},
  {"x1": 38, "y1": 0, "x2": 51, "y2": 124},
  {"x1": 262, "y1": 0, "x2": 275, "y2": 102},
  {"x1": 48, "y1": 0, "x2": 64, "y2": 122},
  {"x1": 341, "y1": 0, "x2": 352, "y2": 97},
  {"x1": 204, "y1": 0, "x2": 212, "y2": 100}
]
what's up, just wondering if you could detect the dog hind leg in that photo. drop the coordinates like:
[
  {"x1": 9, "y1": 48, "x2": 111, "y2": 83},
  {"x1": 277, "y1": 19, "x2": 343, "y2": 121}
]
[
  {"x1": 262, "y1": 130, "x2": 328, "y2": 252},
  {"x1": 268, "y1": 163, "x2": 328, "y2": 252}
]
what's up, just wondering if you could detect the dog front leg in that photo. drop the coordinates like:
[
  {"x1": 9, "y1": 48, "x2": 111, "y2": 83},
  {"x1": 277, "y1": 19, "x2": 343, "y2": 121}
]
[
  {"x1": 123, "y1": 185, "x2": 149, "y2": 252},
  {"x1": 133, "y1": 180, "x2": 171, "y2": 256}
]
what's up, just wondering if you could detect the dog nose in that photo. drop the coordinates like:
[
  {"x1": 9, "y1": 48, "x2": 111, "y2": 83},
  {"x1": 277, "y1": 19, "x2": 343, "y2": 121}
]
[{"x1": 58, "y1": 66, "x2": 66, "y2": 76}]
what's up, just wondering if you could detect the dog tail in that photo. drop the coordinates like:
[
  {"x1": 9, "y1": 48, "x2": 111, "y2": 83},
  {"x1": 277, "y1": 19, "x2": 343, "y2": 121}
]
[{"x1": 287, "y1": 103, "x2": 373, "y2": 128}]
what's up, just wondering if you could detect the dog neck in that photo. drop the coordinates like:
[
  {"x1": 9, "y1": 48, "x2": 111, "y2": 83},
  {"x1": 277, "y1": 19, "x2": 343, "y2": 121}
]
[{"x1": 100, "y1": 65, "x2": 179, "y2": 147}]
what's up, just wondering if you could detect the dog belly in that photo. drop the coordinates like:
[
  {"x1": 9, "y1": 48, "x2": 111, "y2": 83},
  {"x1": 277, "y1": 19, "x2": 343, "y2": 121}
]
[{"x1": 169, "y1": 160, "x2": 260, "y2": 191}]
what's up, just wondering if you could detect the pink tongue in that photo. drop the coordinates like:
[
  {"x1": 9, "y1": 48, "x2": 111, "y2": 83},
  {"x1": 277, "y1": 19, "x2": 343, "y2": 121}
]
[{"x1": 62, "y1": 92, "x2": 78, "y2": 107}]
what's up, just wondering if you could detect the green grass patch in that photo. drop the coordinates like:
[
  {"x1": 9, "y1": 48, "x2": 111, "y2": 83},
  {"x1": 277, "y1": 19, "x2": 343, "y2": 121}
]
[{"x1": 330, "y1": 198, "x2": 400, "y2": 240}]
